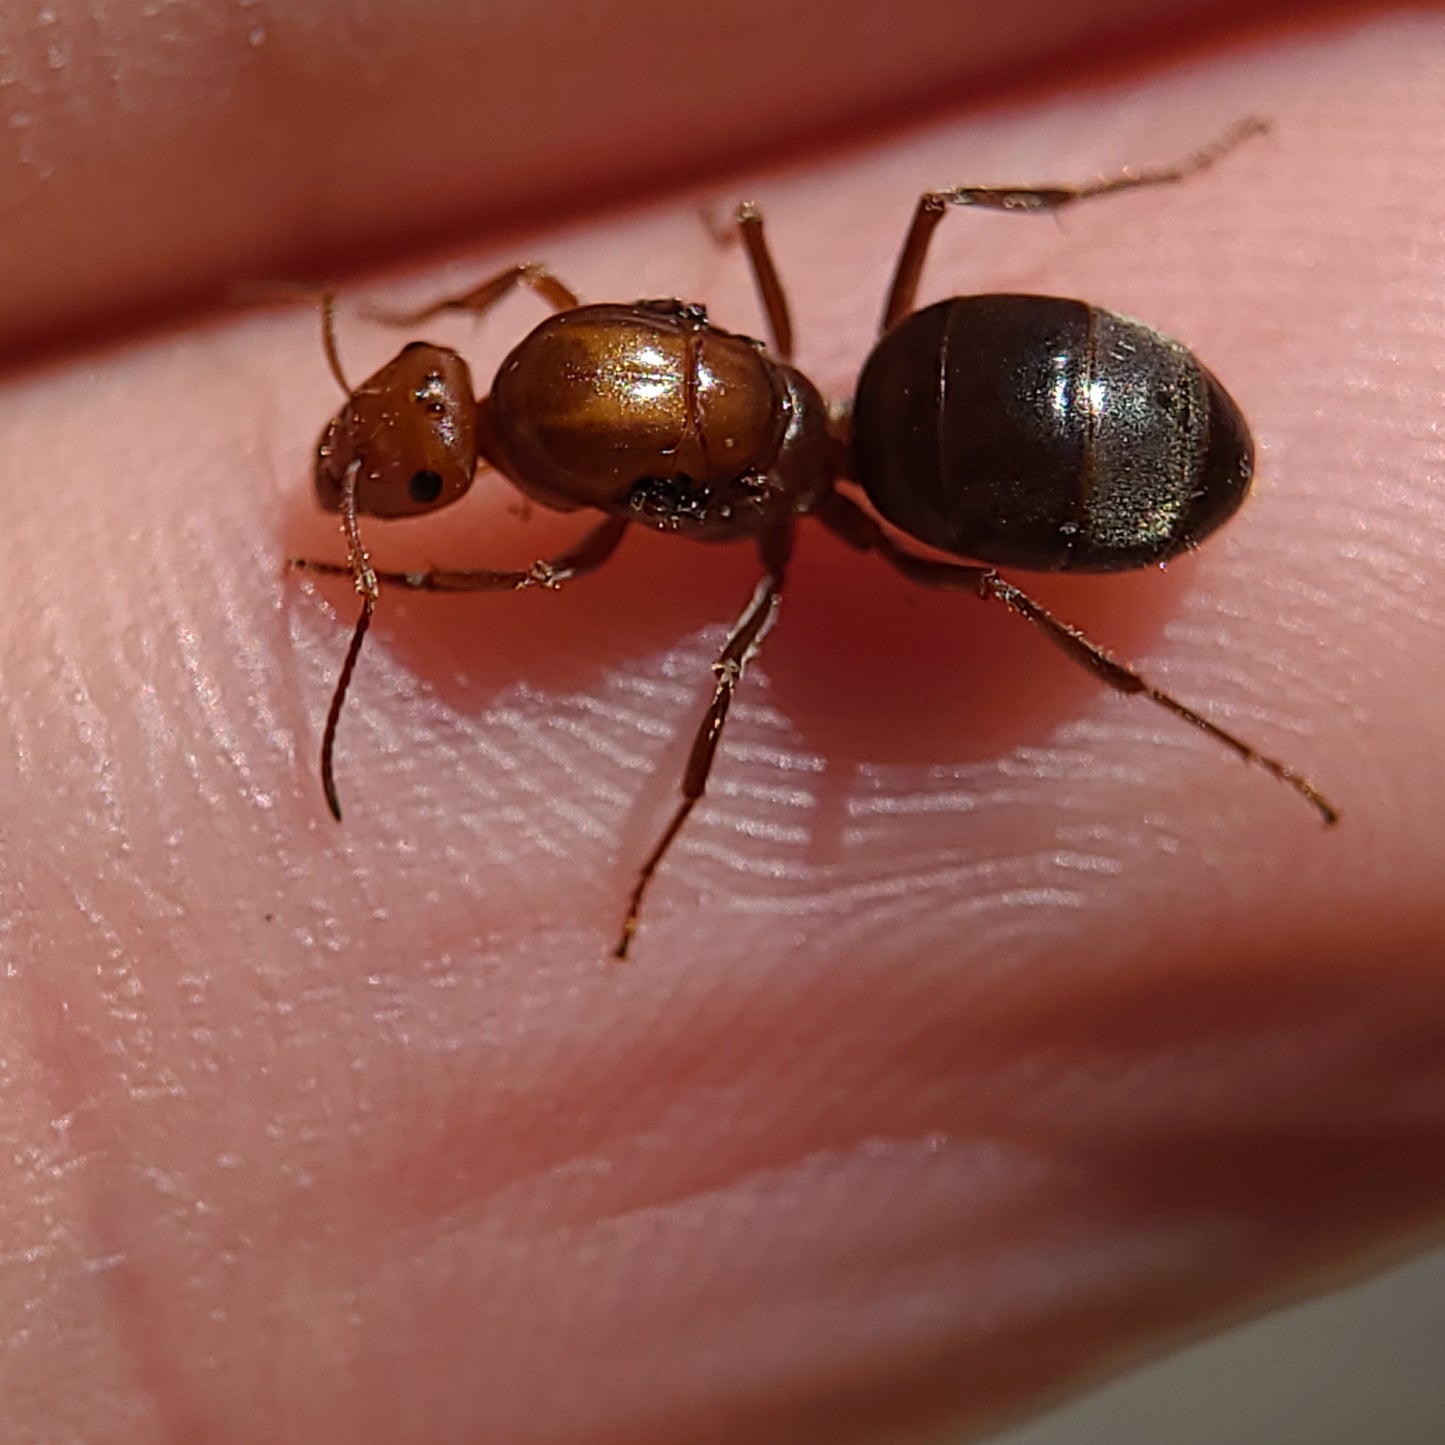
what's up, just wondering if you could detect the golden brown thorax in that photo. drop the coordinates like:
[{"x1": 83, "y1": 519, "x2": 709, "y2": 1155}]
[{"x1": 478, "y1": 301, "x2": 827, "y2": 538}]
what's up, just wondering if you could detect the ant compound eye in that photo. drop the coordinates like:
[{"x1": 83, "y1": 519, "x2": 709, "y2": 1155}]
[{"x1": 407, "y1": 469, "x2": 444, "y2": 505}]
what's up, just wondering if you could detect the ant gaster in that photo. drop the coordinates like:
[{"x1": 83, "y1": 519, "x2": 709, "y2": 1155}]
[{"x1": 293, "y1": 118, "x2": 1338, "y2": 959}]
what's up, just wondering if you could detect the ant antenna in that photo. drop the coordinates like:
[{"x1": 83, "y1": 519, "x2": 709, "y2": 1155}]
[
  {"x1": 319, "y1": 292, "x2": 353, "y2": 396},
  {"x1": 319, "y1": 460, "x2": 379, "y2": 821},
  {"x1": 312, "y1": 298, "x2": 377, "y2": 821}
]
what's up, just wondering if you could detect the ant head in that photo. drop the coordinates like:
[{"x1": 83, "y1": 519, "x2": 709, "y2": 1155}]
[
  {"x1": 308, "y1": 319, "x2": 482, "y2": 823},
  {"x1": 315, "y1": 342, "x2": 478, "y2": 519}
]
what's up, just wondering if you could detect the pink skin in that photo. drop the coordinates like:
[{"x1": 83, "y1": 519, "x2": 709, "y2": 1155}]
[{"x1": 3, "y1": 5, "x2": 1444, "y2": 1444}]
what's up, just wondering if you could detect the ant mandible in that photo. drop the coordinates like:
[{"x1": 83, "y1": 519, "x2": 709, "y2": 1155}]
[{"x1": 291, "y1": 117, "x2": 1338, "y2": 960}]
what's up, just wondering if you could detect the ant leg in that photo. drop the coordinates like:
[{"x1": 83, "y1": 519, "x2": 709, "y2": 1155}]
[
  {"x1": 817, "y1": 491, "x2": 1339, "y2": 825},
  {"x1": 881, "y1": 117, "x2": 1268, "y2": 332},
  {"x1": 615, "y1": 525, "x2": 794, "y2": 959},
  {"x1": 298, "y1": 515, "x2": 627, "y2": 821},
  {"x1": 733, "y1": 202, "x2": 794, "y2": 361},
  {"x1": 368, "y1": 263, "x2": 581, "y2": 327},
  {"x1": 290, "y1": 515, "x2": 629, "y2": 593}
]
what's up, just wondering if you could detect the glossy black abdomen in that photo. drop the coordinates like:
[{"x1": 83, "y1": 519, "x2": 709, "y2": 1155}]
[{"x1": 850, "y1": 294, "x2": 1254, "y2": 572}]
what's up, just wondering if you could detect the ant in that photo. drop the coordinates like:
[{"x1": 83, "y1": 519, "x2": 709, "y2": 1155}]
[{"x1": 291, "y1": 117, "x2": 1338, "y2": 960}]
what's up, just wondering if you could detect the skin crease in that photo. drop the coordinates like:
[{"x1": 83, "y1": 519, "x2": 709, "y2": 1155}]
[
  {"x1": 1, "y1": 5, "x2": 1444, "y2": 1445},
  {"x1": 0, "y1": 0, "x2": 1335, "y2": 353}
]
